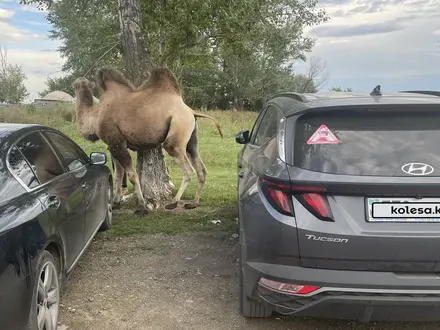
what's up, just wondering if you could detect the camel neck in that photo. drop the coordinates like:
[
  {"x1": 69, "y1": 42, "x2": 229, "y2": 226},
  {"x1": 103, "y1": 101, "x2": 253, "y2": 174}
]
[{"x1": 75, "y1": 89, "x2": 97, "y2": 136}]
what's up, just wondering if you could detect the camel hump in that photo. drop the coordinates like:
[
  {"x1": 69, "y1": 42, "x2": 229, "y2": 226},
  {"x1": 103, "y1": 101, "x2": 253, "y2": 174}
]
[
  {"x1": 142, "y1": 67, "x2": 181, "y2": 94},
  {"x1": 96, "y1": 67, "x2": 135, "y2": 92}
]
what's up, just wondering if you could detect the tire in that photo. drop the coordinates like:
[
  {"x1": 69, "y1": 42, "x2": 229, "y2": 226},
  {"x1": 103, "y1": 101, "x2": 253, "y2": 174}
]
[
  {"x1": 99, "y1": 181, "x2": 113, "y2": 232},
  {"x1": 239, "y1": 242, "x2": 272, "y2": 318},
  {"x1": 27, "y1": 250, "x2": 61, "y2": 330}
]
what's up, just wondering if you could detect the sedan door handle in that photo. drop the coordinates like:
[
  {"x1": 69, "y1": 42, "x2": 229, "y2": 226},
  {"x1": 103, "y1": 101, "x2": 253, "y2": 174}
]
[
  {"x1": 81, "y1": 182, "x2": 89, "y2": 189},
  {"x1": 47, "y1": 196, "x2": 61, "y2": 210}
]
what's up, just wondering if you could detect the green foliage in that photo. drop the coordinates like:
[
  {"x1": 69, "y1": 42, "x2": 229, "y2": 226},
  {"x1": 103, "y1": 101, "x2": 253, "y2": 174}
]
[
  {"x1": 39, "y1": 75, "x2": 76, "y2": 97},
  {"x1": 1, "y1": 104, "x2": 255, "y2": 235},
  {"x1": 330, "y1": 86, "x2": 353, "y2": 92},
  {"x1": 22, "y1": 0, "x2": 329, "y2": 109},
  {"x1": 0, "y1": 65, "x2": 29, "y2": 104},
  {"x1": 25, "y1": 104, "x2": 37, "y2": 113},
  {"x1": 0, "y1": 45, "x2": 29, "y2": 104}
]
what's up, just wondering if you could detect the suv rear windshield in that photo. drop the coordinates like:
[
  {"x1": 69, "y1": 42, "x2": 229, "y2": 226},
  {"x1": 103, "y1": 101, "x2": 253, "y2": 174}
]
[{"x1": 293, "y1": 109, "x2": 440, "y2": 176}]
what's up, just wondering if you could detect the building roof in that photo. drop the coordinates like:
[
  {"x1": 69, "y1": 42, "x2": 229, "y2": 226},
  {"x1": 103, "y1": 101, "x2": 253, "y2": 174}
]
[{"x1": 40, "y1": 91, "x2": 74, "y2": 102}]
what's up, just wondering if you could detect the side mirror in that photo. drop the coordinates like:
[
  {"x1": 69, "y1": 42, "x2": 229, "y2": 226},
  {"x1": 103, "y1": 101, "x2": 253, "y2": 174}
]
[
  {"x1": 235, "y1": 130, "x2": 250, "y2": 144},
  {"x1": 90, "y1": 152, "x2": 107, "y2": 165}
]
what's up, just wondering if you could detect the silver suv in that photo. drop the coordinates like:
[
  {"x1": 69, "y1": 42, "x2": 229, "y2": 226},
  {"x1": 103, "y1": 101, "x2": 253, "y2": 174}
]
[{"x1": 236, "y1": 88, "x2": 440, "y2": 322}]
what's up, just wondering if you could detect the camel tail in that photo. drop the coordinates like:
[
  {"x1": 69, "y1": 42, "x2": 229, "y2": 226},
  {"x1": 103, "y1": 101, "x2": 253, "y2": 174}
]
[{"x1": 193, "y1": 111, "x2": 223, "y2": 139}]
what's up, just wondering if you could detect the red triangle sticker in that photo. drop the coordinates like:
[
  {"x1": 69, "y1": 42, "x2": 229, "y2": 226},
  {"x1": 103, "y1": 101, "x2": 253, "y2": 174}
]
[{"x1": 307, "y1": 124, "x2": 340, "y2": 145}]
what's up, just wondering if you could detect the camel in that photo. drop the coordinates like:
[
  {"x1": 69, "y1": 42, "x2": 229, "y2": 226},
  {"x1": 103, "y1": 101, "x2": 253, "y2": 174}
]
[{"x1": 73, "y1": 66, "x2": 223, "y2": 215}]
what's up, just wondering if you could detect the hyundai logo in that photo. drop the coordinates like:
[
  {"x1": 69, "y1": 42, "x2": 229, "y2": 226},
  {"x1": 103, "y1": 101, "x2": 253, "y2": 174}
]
[{"x1": 401, "y1": 162, "x2": 434, "y2": 176}]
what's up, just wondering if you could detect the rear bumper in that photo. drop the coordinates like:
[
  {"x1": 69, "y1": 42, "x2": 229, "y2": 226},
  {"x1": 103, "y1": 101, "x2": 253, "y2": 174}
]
[{"x1": 245, "y1": 262, "x2": 440, "y2": 322}]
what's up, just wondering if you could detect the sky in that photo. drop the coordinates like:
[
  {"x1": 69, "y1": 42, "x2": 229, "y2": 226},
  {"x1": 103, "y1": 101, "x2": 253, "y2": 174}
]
[
  {"x1": 1, "y1": 0, "x2": 440, "y2": 102},
  {"x1": 296, "y1": 0, "x2": 440, "y2": 92},
  {"x1": 0, "y1": 0, "x2": 63, "y2": 102}
]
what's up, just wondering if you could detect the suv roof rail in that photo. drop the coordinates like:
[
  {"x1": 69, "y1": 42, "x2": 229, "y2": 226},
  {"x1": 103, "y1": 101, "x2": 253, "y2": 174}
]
[
  {"x1": 273, "y1": 92, "x2": 309, "y2": 103},
  {"x1": 400, "y1": 90, "x2": 440, "y2": 97}
]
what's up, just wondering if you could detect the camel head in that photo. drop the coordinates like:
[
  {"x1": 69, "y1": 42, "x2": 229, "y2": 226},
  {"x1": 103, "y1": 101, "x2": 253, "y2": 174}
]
[
  {"x1": 73, "y1": 77, "x2": 95, "y2": 109},
  {"x1": 73, "y1": 77, "x2": 99, "y2": 143}
]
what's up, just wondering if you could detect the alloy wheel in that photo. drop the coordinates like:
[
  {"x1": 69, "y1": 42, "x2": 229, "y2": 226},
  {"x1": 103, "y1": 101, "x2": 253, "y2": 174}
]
[{"x1": 36, "y1": 260, "x2": 60, "y2": 330}]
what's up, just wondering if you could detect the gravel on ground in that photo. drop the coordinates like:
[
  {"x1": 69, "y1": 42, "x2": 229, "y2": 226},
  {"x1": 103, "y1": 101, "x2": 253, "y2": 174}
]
[{"x1": 58, "y1": 232, "x2": 440, "y2": 330}]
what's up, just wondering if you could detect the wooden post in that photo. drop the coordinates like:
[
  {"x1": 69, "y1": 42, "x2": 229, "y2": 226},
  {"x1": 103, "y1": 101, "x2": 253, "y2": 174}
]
[{"x1": 118, "y1": 0, "x2": 173, "y2": 208}]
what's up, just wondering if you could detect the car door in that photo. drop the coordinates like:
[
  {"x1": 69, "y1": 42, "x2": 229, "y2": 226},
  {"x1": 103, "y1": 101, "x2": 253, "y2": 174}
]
[
  {"x1": 42, "y1": 131, "x2": 105, "y2": 243},
  {"x1": 238, "y1": 107, "x2": 268, "y2": 197},
  {"x1": 0, "y1": 148, "x2": 53, "y2": 330},
  {"x1": 13, "y1": 131, "x2": 87, "y2": 270},
  {"x1": 239, "y1": 105, "x2": 283, "y2": 200}
]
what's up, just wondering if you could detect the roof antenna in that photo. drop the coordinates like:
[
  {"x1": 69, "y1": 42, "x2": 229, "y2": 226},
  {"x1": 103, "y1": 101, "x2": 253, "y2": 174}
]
[{"x1": 370, "y1": 85, "x2": 382, "y2": 96}]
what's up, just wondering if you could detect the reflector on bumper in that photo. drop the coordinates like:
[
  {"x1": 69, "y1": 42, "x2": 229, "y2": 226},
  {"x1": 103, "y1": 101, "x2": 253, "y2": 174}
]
[{"x1": 258, "y1": 277, "x2": 320, "y2": 295}]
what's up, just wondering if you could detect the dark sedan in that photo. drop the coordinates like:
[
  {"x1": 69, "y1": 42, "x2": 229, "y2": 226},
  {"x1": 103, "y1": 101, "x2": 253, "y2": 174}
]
[{"x1": 0, "y1": 123, "x2": 113, "y2": 330}]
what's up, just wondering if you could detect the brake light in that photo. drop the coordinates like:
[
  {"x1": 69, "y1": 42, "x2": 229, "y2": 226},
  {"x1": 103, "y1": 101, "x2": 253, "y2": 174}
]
[
  {"x1": 291, "y1": 185, "x2": 327, "y2": 193},
  {"x1": 260, "y1": 178, "x2": 326, "y2": 192},
  {"x1": 259, "y1": 178, "x2": 290, "y2": 190},
  {"x1": 267, "y1": 189, "x2": 290, "y2": 212},
  {"x1": 259, "y1": 178, "x2": 293, "y2": 216},
  {"x1": 259, "y1": 177, "x2": 333, "y2": 221},
  {"x1": 296, "y1": 193, "x2": 334, "y2": 222},
  {"x1": 259, "y1": 277, "x2": 320, "y2": 295}
]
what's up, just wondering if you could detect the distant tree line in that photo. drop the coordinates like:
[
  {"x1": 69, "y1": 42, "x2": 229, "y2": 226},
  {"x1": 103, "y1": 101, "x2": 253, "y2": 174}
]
[
  {"x1": 23, "y1": 0, "x2": 331, "y2": 111},
  {"x1": 329, "y1": 86, "x2": 353, "y2": 92}
]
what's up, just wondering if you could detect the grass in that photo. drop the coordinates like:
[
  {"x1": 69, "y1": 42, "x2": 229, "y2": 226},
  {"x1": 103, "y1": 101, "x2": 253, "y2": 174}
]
[{"x1": 0, "y1": 104, "x2": 257, "y2": 237}]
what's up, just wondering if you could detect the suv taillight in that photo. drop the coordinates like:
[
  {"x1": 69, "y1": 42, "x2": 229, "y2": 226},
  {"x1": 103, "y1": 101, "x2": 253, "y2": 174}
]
[
  {"x1": 259, "y1": 178, "x2": 293, "y2": 216},
  {"x1": 296, "y1": 193, "x2": 334, "y2": 222},
  {"x1": 259, "y1": 177, "x2": 334, "y2": 221}
]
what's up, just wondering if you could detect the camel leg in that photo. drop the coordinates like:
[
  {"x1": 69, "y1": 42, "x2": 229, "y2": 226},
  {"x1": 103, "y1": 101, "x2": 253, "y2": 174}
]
[
  {"x1": 112, "y1": 154, "x2": 128, "y2": 195},
  {"x1": 185, "y1": 152, "x2": 207, "y2": 209},
  {"x1": 109, "y1": 146, "x2": 150, "y2": 216},
  {"x1": 163, "y1": 146, "x2": 195, "y2": 210},
  {"x1": 111, "y1": 156, "x2": 124, "y2": 208},
  {"x1": 184, "y1": 125, "x2": 207, "y2": 210}
]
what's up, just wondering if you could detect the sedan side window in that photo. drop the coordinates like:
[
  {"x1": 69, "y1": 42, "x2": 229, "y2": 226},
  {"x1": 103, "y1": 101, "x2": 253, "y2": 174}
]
[
  {"x1": 253, "y1": 106, "x2": 282, "y2": 147},
  {"x1": 16, "y1": 132, "x2": 65, "y2": 185},
  {"x1": 8, "y1": 146, "x2": 39, "y2": 189},
  {"x1": 44, "y1": 132, "x2": 90, "y2": 172}
]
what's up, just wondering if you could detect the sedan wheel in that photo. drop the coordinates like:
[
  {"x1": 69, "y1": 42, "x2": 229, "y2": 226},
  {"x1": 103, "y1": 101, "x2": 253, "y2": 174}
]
[
  {"x1": 37, "y1": 262, "x2": 59, "y2": 329},
  {"x1": 28, "y1": 250, "x2": 60, "y2": 330},
  {"x1": 99, "y1": 182, "x2": 113, "y2": 231}
]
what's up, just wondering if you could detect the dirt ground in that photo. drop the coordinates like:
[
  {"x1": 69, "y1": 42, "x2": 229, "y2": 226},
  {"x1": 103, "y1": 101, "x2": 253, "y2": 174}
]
[{"x1": 59, "y1": 232, "x2": 440, "y2": 330}]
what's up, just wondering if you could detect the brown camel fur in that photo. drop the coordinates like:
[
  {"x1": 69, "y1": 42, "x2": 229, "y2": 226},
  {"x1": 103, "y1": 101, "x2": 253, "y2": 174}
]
[
  {"x1": 73, "y1": 67, "x2": 223, "y2": 215},
  {"x1": 73, "y1": 77, "x2": 100, "y2": 143}
]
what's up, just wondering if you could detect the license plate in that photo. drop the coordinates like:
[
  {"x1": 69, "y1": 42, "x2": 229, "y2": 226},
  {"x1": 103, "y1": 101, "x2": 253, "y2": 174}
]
[{"x1": 366, "y1": 197, "x2": 440, "y2": 222}]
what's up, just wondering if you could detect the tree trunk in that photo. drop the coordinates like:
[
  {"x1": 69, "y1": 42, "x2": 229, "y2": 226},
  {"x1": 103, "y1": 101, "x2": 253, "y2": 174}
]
[
  {"x1": 159, "y1": 27, "x2": 166, "y2": 66},
  {"x1": 118, "y1": 0, "x2": 173, "y2": 208},
  {"x1": 118, "y1": 0, "x2": 153, "y2": 83},
  {"x1": 136, "y1": 147, "x2": 174, "y2": 209}
]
